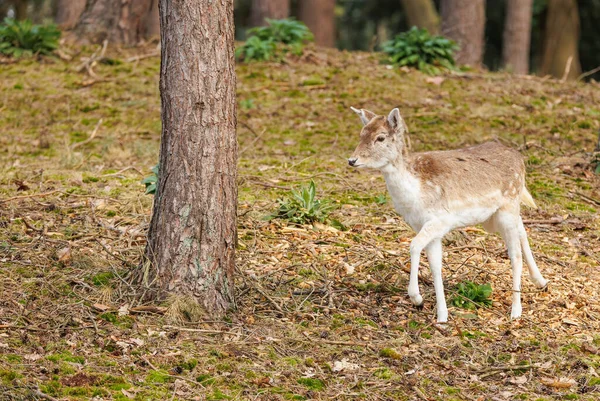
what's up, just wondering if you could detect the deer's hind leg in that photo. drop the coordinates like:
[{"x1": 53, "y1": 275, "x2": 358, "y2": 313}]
[
  {"x1": 491, "y1": 207, "x2": 524, "y2": 320},
  {"x1": 517, "y1": 218, "x2": 548, "y2": 289}
]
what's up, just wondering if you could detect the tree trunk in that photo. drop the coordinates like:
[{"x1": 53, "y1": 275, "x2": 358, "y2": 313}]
[
  {"x1": 298, "y1": 0, "x2": 335, "y2": 47},
  {"x1": 441, "y1": 0, "x2": 485, "y2": 66},
  {"x1": 73, "y1": 0, "x2": 153, "y2": 45},
  {"x1": 540, "y1": 0, "x2": 581, "y2": 80},
  {"x1": 249, "y1": 0, "x2": 289, "y2": 27},
  {"x1": 139, "y1": 0, "x2": 237, "y2": 316},
  {"x1": 55, "y1": 0, "x2": 86, "y2": 30},
  {"x1": 14, "y1": 0, "x2": 27, "y2": 20},
  {"x1": 502, "y1": 0, "x2": 533, "y2": 74},
  {"x1": 144, "y1": 0, "x2": 160, "y2": 39},
  {"x1": 400, "y1": 0, "x2": 440, "y2": 34}
]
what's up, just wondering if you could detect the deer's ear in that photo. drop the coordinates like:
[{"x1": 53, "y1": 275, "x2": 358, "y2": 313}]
[
  {"x1": 387, "y1": 108, "x2": 407, "y2": 135},
  {"x1": 351, "y1": 107, "x2": 377, "y2": 126}
]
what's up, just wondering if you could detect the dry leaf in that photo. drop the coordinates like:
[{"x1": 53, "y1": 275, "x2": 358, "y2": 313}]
[
  {"x1": 332, "y1": 358, "x2": 360, "y2": 372},
  {"x1": 540, "y1": 377, "x2": 576, "y2": 388},
  {"x1": 57, "y1": 247, "x2": 71, "y2": 263},
  {"x1": 425, "y1": 76, "x2": 445, "y2": 86}
]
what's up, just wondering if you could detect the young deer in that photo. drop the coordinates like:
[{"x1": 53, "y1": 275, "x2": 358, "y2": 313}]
[{"x1": 348, "y1": 107, "x2": 548, "y2": 323}]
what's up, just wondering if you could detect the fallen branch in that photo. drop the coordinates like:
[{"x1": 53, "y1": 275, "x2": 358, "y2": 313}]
[
  {"x1": 126, "y1": 51, "x2": 160, "y2": 63},
  {"x1": 0, "y1": 189, "x2": 60, "y2": 204},
  {"x1": 71, "y1": 118, "x2": 103, "y2": 150}
]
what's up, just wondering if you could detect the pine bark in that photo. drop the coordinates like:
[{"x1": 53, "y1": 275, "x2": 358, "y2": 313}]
[
  {"x1": 73, "y1": 0, "x2": 153, "y2": 45},
  {"x1": 441, "y1": 0, "x2": 485, "y2": 66},
  {"x1": 502, "y1": 0, "x2": 533, "y2": 74},
  {"x1": 540, "y1": 0, "x2": 581, "y2": 80},
  {"x1": 140, "y1": 0, "x2": 237, "y2": 315},
  {"x1": 400, "y1": 0, "x2": 440, "y2": 34},
  {"x1": 249, "y1": 0, "x2": 289, "y2": 27},
  {"x1": 298, "y1": 0, "x2": 336, "y2": 47},
  {"x1": 55, "y1": 0, "x2": 86, "y2": 30}
]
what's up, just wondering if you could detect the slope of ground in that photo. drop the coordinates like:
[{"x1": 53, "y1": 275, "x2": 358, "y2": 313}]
[{"x1": 1, "y1": 44, "x2": 600, "y2": 400}]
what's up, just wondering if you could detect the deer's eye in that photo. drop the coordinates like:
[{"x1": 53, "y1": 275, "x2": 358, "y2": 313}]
[{"x1": 376, "y1": 136, "x2": 386, "y2": 143}]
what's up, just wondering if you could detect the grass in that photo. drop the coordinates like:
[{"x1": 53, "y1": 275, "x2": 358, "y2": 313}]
[{"x1": 0, "y1": 43, "x2": 599, "y2": 400}]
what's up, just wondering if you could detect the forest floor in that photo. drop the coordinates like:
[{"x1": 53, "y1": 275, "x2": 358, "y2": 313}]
[{"x1": 1, "y1": 43, "x2": 600, "y2": 401}]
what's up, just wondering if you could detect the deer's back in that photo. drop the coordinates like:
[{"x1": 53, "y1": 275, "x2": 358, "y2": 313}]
[{"x1": 408, "y1": 141, "x2": 526, "y2": 207}]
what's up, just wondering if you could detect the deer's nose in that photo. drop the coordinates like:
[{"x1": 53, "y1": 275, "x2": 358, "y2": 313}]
[{"x1": 348, "y1": 158, "x2": 358, "y2": 166}]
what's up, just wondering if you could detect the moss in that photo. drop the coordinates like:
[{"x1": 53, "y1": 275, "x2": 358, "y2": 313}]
[
  {"x1": 47, "y1": 352, "x2": 85, "y2": 365},
  {"x1": 297, "y1": 377, "x2": 325, "y2": 391},
  {"x1": 379, "y1": 348, "x2": 402, "y2": 359},
  {"x1": 145, "y1": 370, "x2": 172, "y2": 384}
]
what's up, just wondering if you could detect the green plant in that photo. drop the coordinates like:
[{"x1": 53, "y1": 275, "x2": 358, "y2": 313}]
[
  {"x1": 382, "y1": 27, "x2": 458, "y2": 74},
  {"x1": 450, "y1": 281, "x2": 492, "y2": 310},
  {"x1": 235, "y1": 35, "x2": 277, "y2": 62},
  {"x1": 249, "y1": 18, "x2": 313, "y2": 45},
  {"x1": 142, "y1": 164, "x2": 159, "y2": 195},
  {"x1": 273, "y1": 180, "x2": 335, "y2": 224},
  {"x1": 0, "y1": 18, "x2": 60, "y2": 57},
  {"x1": 236, "y1": 18, "x2": 313, "y2": 62}
]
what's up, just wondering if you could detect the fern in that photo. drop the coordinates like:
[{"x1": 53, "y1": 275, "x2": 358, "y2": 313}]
[
  {"x1": 0, "y1": 18, "x2": 60, "y2": 57},
  {"x1": 382, "y1": 27, "x2": 458, "y2": 75}
]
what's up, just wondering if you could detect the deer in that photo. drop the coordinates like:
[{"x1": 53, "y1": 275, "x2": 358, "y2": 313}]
[{"x1": 347, "y1": 107, "x2": 548, "y2": 323}]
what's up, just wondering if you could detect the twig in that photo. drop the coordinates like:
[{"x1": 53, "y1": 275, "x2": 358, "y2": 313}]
[
  {"x1": 100, "y1": 166, "x2": 144, "y2": 177},
  {"x1": 254, "y1": 284, "x2": 284, "y2": 313},
  {"x1": 126, "y1": 51, "x2": 160, "y2": 62},
  {"x1": 577, "y1": 65, "x2": 600, "y2": 81},
  {"x1": 31, "y1": 388, "x2": 59, "y2": 401},
  {"x1": 477, "y1": 364, "x2": 535, "y2": 379},
  {"x1": 522, "y1": 219, "x2": 563, "y2": 225},
  {"x1": 0, "y1": 189, "x2": 60, "y2": 204},
  {"x1": 413, "y1": 387, "x2": 431, "y2": 401},
  {"x1": 76, "y1": 39, "x2": 108, "y2": 77},
  {"x1": 561, "y1": 56, "x2": 574, "y2": 82},
  {"x1": 71, "y1": 118, "x2": 103, "y2": 150},
  {"x1": 162, "y1": 325, "x2": 230, "y2": 334}
]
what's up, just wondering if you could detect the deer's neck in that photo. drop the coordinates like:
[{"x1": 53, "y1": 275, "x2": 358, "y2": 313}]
[{"x1": 381, "y1": 159, "x2": 424, "y2": 230}]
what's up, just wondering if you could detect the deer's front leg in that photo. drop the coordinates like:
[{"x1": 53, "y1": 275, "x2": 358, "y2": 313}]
[
  {"x1": 425, "y1": 239, "x2": 448, "y2": 323},
  {"x1": 408, "y1": 220, "x2": 447, "y2": 308}
]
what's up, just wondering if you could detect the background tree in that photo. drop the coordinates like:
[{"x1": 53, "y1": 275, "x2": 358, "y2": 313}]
[
  {"x1": 502, "y1": 0, "x2": 533, "y2": 74},
  {"x1": 54, "y1": 0, "x2": 86, "y2": 30},
  {"x1": 441, "y1": 0, "x2": 485, "y2": 66},
  {"x1": 400, "y1": 0, "x2": 440, "y2": 34},
  {"x1": 140, "y1": 0, "x2": 237, "y2": 315},
  {"x1": 72, "y1": 0, "x2": 154, "y2": 44},
  {"x1": 540, "y1": 0, "x2": 582, "y2": 80},
  {"x1": 298, "y1": 0, "x2": 336, "y2": 47},
  {"x1": 249, "y1": 0, "x2": 289, "y2": 27},
  {"x1": 143, "y1": 0, "x2": 160, "y2": 39}
]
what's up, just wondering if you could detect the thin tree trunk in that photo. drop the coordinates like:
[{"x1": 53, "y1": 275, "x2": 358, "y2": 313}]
[
  {"x1": 140, "y1": 0, "x2": 237, "y2": 316},
  {"x1": 502, "y1": 0, "x2": 533, "y2": 74},
  {"x1": 55, "y1": 0, "x2": 86, "y2": 30},
  {"x1": 400, "y1": 0, "x2": 440, "y2": 34},
  {"x1": 298, "y1": 0, "x2": 335, "y2": 47},
  {"x1": 441, "y1": 0, "x2": 485, "y2": 66},
  {"x1": 249, "y1": 0, "x2": 289, "y2": 27},
  {"x1": 14, "y1": 0, "x2": 27, "y2": 20},
  {"x1": 144, "y1": 0, "x2": 160, "y2": 39},
  {"x1": 540, "y1": 0, "x2": 581, "y2": 80},
  {"x1": 73, "y1": 0, "x2": 153, "y2": 45}
]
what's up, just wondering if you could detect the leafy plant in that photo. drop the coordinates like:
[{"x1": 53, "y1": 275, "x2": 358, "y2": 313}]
[
  {"x1": 273, "y1": 180, "x2": 335, "y2": 224},
  {"x1": 382, "y1": 27, "x2": 458, "y2": 74},
  {"x1": 450, "y1": 281, "x2": 492, "y2": 310},
  {"x1": 249, "y1": 18, "x2": 313, "y2": 45},
  {"x1": 236, "y1": 18, "x2": 313, "y2": 62},
  {"x1": 0, "y1": 18, "x2": 60, "y2": 57},
  {"x1": 142, "y1": 164, "x2": 159, "y2": 195},
  {"x1": 235, "y1": 35, "x2": 277, "y2": 62}
]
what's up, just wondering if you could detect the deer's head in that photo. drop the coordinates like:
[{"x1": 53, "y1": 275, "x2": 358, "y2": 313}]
[{"x1": 348, "y1": 107, "x2": 408, "y2": 170}]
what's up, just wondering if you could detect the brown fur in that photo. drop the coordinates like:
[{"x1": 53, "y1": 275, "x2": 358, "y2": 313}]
[{"x1": 409, "y1": 142, "x2": 525, "y2": 203}]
